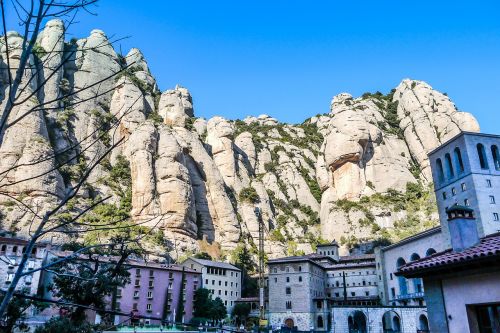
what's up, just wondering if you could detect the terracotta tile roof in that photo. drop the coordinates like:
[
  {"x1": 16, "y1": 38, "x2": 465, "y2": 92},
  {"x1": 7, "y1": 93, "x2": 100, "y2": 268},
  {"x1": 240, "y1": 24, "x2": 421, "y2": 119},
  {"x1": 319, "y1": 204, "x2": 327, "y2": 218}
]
[{"x1": 397, "y1": 232, "x2": 500, "y2": 278}]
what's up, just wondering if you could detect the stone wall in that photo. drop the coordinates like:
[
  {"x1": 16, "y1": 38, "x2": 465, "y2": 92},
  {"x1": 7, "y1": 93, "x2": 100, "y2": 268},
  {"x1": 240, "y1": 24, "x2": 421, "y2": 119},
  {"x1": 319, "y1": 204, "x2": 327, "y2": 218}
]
[{"x1": 331, "y1": 306, "x2": 428, "y2": 333}]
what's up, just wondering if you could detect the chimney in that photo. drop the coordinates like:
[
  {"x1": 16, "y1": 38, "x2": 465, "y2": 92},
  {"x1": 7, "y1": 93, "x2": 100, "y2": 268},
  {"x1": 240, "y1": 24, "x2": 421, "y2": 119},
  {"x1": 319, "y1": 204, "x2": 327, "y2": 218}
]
[{"x1": 446, "y1": 204, "x2": 479, "y2": 252}]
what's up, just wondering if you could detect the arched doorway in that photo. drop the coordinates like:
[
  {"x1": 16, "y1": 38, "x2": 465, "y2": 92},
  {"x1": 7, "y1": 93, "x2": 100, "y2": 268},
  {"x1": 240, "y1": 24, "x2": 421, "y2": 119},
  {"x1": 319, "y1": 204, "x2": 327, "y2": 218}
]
[
  {"x1": 348, "y1": 311, "x2": 367, "y2": 333},
  {"x1": 284, "y1": 318, "x2": 294, "y2": 329},
  {"x1": 418, "y1": 314, "x2": 430, "y2": 332},
  {"x1": 382, "y1": 310, "x2": 401, "y2": 333},
  {"x1": 317, "y1": 316, "x2": 324, "y2": 329}
]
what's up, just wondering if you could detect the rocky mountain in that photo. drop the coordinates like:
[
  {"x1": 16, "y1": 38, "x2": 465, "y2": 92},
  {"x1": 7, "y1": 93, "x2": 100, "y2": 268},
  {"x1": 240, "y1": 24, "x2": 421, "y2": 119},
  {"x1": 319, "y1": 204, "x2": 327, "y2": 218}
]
[{"x1": 0, "y1": 20, "x2": 480, "y2": 260}]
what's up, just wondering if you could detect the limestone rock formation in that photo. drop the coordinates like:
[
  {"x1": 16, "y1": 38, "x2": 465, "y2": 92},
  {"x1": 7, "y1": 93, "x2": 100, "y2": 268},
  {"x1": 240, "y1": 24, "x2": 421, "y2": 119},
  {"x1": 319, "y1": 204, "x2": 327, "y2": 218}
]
[{"x1": 0, "y1": 20, "x2": 481, "y2": 259}]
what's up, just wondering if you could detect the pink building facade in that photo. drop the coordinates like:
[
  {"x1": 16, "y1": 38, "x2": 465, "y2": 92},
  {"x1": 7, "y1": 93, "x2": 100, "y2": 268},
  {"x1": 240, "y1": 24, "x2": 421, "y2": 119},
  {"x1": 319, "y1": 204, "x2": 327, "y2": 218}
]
[{"x1": 112, "y1": 261, "x2": 201, "y2": 326}]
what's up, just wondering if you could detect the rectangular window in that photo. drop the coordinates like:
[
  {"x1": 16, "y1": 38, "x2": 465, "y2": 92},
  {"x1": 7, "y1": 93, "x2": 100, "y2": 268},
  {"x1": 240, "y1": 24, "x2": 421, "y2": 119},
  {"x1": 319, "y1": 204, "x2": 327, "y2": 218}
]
[
  {"x1": 487, "y1": 179, "x2": 492, "y2": 187},
  {"x1": 134, "y1": 279, "x2": 140, "y2": 287},
  {"x1": 286, "y1": 277, "x2": 290, "y2": 283},
  {"x1": 225, "y1": 281, "x2": 227, "y2": 286},
  {"x1": 285, "y1": 301, "x2": 292, "y2": 309},
  {"x1": 494, "y1": 213, "x2": 499, "y2": 221},
  {"x1": 464, "y1": 198, "x2": 470, "y2": 206},
  {"x1": 274, "y1": 278, "x2": 277, "y2": 283},
  {"x1": 461, "y1": 183, "x2": 467, "y2": 191},
  {"x1": 205, "y1": 279, "x2": 208, "y2": 284},
  {"x1": 135, "y1": 268, "x2": 141, "y2": 277},
  {"x1": 146, "y1": 304, "x2": 152, "y2": 311},
  {"x1": 134, "y1": 290, "x2": 139, "y2": 298},
  {"x1": 451, "y1": 187, "x2": 457, "y2": 196},
  {"x1": 286, "y1": 287, "x2": 291, "y2": 295},
  {"x1": 149, "y1": 270, "x2": 154, "y2": 277},
  {"x1": 212, "y1": 280, "x2": 215, "y2": 285},
  {"x1": 149, "y1": 280, "x2": 154, "y2": 288},
  {"x1": 225, "y1": 291, "x2": 227, "y2": 296},
  {"x1": 147, "y1": 291, "x2": 153, "y2": 299},
  {"x1": 365, "y1": 291, "x2": 369, "y2": 296},
  {"x1": 490, "y1": 196, "x2": 496, "y2": 204},
  {"x1": 351, "y1": 292, "x2": 355, "y2": 297},
  {"x1": 133, "y1": 303, "x2": 138, "y2": 310},
  {"x1": 219, "y1": 281, "x2": 221, "y2": 286},
  {"x1": 391, "y1": 288, "x2": 396, "y2": 297},
  {"x1": 442, "y1": 192, "x2": 447, "y2": 200}
]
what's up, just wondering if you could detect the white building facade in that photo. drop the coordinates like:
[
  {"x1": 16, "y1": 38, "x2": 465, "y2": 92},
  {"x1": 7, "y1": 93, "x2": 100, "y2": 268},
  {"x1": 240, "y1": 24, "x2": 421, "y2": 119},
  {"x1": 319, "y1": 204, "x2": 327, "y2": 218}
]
[{"x1": 181, "y1": 258, "x2": 241, "y2": 313}]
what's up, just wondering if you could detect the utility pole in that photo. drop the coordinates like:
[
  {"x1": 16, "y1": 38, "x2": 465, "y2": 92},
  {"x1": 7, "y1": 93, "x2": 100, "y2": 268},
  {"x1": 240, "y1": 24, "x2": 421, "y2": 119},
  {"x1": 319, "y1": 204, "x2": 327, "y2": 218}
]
[
  {"x1": 254, "y1": 207, "x2": 266, "y2": 329},
  {"x1": 342, "y1": 271, "x2": 347, "y2": 302}
]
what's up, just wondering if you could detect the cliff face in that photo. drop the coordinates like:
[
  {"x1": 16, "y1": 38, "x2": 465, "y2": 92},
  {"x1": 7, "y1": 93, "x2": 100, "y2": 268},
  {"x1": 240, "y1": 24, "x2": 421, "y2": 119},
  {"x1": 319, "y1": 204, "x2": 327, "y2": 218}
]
[{"x1": 0, "y1": 21, "x2": 480, "y2": 258}]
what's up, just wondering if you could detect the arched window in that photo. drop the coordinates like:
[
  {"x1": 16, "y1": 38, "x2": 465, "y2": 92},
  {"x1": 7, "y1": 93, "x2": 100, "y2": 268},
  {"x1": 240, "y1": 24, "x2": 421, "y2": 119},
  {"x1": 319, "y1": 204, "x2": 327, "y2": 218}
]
[
  {"x1": 454, "y1": 147, "x2": 465, "y2": 174},
  {"x1": 0, "y1": 245, "x2": 6, "y2": 254},
  {"x1": 12, "y1": 246, "x2": 18, "y2": 254},
  {"x1": 409, "y1": 254, "x2": 423, "y2": 293},
  {"x1": 445, "y1": 153, "x2": 455, "y2": 179},
  {"x1": 477, "y1": 144, "x2": 489, "y2": 169},
  {"x1": 396, "y1": 258, "x2": 408, "y2": 295},
  {"x1": 418, "y1": 315, "x2": 430, "y2": 331},
  {"x1": 492, "y1": 145, "x2": 500, "y2": 171},
  {"x1": 426, "y1": 248, "x2": 436, "y2": 257},
  {"x1": 436, "y1": 158, "x2": 445, "y2": 182},
  {"x1": 317, "y1": 316, "x2": 324, "y2": 328}
]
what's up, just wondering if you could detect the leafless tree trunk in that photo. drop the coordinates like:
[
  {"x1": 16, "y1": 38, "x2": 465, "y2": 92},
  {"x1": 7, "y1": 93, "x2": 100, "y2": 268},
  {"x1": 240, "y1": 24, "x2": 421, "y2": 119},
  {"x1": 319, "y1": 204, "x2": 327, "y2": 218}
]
[{"x1": 0, "y1": 0, "x2": 163, "y2": 320}]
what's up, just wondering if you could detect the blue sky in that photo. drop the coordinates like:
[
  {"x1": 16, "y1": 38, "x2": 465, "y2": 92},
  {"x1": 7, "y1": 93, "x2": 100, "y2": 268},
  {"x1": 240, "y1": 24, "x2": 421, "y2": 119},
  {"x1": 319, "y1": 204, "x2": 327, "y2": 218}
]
[{"x1": 8, "y1": 1, "x2": 500, "y2": 132}]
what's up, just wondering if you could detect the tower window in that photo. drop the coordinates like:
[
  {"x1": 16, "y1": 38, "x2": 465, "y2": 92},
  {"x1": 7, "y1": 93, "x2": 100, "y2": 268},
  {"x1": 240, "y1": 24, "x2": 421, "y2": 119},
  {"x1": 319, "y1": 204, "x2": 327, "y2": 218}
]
[
  {"x1": 454, "y1": 147, "x2": 465, "y2": 173},
  {"x1": 494, "y1": 213, "x2": 499, "y2": 221},
  {"x1": 490, "y1": 196, "x2": 496, "y2": 204},
  {"x1": 477, "y1": 144, "x2": 489, "y2": 169},
  {"x1": 442, "y1": 192, "x2": 447, "y2": 200},
  {"x1": 445, "y1": 153, "x2": 455, "y2": 179},
  {"x1": 451, "y1": 187, "x2": 457, "y2": 196},
  {"x1": 461, "y1": 183, "x2": 467, "y2": 191},
  {"x1": 491, "y1": 145, "x2": 500, "y2": 170},
  {"x1": 436, "y1": 158, "x2": 445, "y2": 183},
  {"x1": 464, "y1": 199, "x2": 470, "y2": 206}
]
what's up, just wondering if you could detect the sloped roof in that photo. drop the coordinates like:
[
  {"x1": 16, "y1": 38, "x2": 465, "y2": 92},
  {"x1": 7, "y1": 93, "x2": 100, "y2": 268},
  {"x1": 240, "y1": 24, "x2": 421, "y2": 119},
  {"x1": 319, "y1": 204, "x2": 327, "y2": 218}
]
[
  {"x1": 267, "y1": 253, "x2": 336, "y2": 267},
  {"x1": 397, "y1": 232, "x2": 500, "y2": 278},
  {"x1": 186, "y1": 257, "x2": 241, "y2": 271}
]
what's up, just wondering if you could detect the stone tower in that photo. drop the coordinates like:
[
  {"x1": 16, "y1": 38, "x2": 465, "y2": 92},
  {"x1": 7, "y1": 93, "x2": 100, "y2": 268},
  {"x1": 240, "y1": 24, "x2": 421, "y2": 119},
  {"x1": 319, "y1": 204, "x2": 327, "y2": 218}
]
[{"x1": 428, "y1": 132, "x2": 500, "y2": 245}]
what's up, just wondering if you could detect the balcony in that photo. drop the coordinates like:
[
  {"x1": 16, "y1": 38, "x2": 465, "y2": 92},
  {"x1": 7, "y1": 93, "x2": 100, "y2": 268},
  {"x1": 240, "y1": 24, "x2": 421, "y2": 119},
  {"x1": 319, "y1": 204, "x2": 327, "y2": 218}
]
[{"x1": 394, "y1": 292, "x2": 424, "y2": 301}]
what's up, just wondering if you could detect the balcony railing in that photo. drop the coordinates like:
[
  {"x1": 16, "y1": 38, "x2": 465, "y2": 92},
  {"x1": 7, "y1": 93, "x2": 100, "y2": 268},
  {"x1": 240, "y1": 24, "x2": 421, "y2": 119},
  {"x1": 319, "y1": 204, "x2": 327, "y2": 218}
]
[{"x1": 394, "y1": 292, "x2": 424, "y2": 300}]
